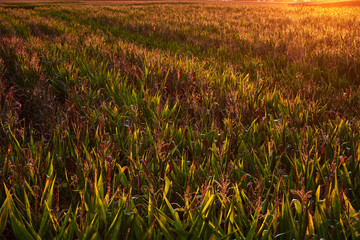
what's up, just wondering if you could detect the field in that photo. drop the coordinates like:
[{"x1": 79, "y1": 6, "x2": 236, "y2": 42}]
[{"x1": 1, "y1": 2, "x2": 360, "y2": 239}]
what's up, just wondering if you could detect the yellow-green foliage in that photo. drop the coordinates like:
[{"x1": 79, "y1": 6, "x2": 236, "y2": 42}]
[{"x1": 0, "y1": 3, "x2": 360, "y2": 239}]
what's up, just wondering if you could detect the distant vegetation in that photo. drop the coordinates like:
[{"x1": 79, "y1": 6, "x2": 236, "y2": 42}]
[{"x1": 1, "y1": 3, "x2": 360, "y2": 239}]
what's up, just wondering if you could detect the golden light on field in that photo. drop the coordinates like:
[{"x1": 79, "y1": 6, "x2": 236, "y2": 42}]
[{"x1": 291, "y1": 0, "x2": 360, "y2": 6}]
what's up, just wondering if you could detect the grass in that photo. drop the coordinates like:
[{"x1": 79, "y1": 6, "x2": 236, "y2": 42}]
[{"x1": 0, "y1": 2, "x2": 360, "y2": 239}]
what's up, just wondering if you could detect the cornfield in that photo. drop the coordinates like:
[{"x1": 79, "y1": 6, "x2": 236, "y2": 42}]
[{"x1": 1, "y1": 2, "x2": 360, "y2": 239}]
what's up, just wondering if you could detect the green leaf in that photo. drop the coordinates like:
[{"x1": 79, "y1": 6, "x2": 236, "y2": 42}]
[
  {"x1": 4, "y1": 185, "x2": 41, "y2": 240},
  {"x1": 292, "y1": 199, "x2": 302, "y2": 215},
  {"x1": 108, "y1": 208, "x2": 123, "y2": 240},
  {"x1": 307, "y1": 210, "x2": 314, "y2": 235},
  {"x1": 23, "y1": 188, "x2": 32, "y2": 226},
  {"x1": 56, "y1": 206, "x2": 73, "y2": 240},
  {"x1": 0, "y1": 192, "x2": 10, "y2": 235},
  {"x1": 39, "y1": 177, "x2": 56, "y2": 238},
  {"x1": 154, "y1": 214, "x2": 173, "y2": 240},
  {"x1": 246, "y1": 211, "x2": 259, "y2": 240},
  {"x1": 9, "y1": 211, "x2": 36, "y2": 240}
]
